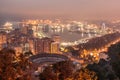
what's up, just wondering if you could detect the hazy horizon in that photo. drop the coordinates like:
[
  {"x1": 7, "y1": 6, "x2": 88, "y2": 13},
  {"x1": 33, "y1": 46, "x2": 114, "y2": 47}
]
[{"x1": 0, "y1": 0, "x2": 120, "y2": 20}]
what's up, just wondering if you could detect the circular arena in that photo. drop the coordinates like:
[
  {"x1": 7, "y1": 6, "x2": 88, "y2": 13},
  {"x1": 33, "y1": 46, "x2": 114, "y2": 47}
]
[{"x1": 29, "y1": 53, "x2": 69, "y2": 64}]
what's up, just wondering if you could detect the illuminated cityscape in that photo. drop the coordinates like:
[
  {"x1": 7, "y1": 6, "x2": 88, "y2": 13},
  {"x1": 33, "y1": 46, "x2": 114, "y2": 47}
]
[
  {"x1": 0, "y1": 20, "x2": 116, "y2": 53},
  {"x1": 0, "y1": 0, "x2": 120, "y2": 80}
]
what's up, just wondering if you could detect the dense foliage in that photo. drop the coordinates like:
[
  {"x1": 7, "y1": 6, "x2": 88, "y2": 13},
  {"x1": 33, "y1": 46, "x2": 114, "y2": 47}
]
[
  {"x1": 39, "y1": 41, "x2": 120, "y2": 80},
  {"x1": 39, "y1": 61, "x2": 97, "y2": 80},
  {"x1": 0, "y1": 40, "x2": 120, "y2": 80},
  {"x1": 0, "y1": 48, "x2": 32, "y2": 80},
  {"x1": 87, "y1": 42, "x2": 120, "y2": 80}
]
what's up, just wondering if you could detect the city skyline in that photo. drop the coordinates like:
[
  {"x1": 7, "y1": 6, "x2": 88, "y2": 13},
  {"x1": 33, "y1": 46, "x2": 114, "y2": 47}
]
[
  {"x1": 0, "y1": 0, "x2": 120, "y2": 79},
  {"x1": 0, "y1": 0, "x2": 120, "y2": 20}
]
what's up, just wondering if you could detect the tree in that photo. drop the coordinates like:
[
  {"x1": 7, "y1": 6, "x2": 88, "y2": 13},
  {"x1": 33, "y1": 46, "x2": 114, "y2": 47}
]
[
  {"x1": 0, "y1": 48, "x2": 32, "y2": 80},
  {"x1": 53, "y1": 61, "x2": 74, "y2": 80},
  {"x1": 107, "y1": 42, "x2": 120, "y2": 79},
  {"x1": 39, "y1": 61, "x2": 98, "y2": 80},
  {"x1": 39, "y1": 66, "x2": 57, "y2": 80},
  {"x1": 73, "y1": 68, "x2": 97, "y2": 80},
  {"x1": 39, "y1": 61, "x2": 75, "y2": 80},
  {"x1": 87, "y1": 59, "x2": 118, "y2": 80}
]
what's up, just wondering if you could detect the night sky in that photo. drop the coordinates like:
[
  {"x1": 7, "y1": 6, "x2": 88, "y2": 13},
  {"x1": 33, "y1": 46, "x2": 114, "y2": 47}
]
[{"x1": 0, "y1": 0, "x2": 120, "y2": 20}]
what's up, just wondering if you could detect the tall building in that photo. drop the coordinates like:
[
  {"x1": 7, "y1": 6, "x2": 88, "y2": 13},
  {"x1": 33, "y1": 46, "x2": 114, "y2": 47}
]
[
  {"x1": 34, "y1": 37, "x2": 53, "y2": 54},
  {"x1": 43, "y1": 24, "x2": 49, "y2": 33},
  {"x1": 21, "y1": 25, "x2": 29, "y2": 34},
  {"x1": 51, "y1": 42, "x2": 60, "y2": 54},
  {"x1": 52, "y1": 35, "x2": 61, "y2": 43},
  {"x1": 34, "y1": 38, "x2": 43, "y2": 54},
  {"x1": 102, "y1": 23, "x2": 106, "y2": 30},
  {"x1": 0, "y1": 32, "x2": 7, "y2": 49},
  {"x1": 28, "y1": 38, "x2": 35, "y2": 54},
  {"x1": 42, "y1": 37, "x2": 53, "y2": 53},
  {"x1": 24, "y1": 43, "x2": 30, "y2": 53}
]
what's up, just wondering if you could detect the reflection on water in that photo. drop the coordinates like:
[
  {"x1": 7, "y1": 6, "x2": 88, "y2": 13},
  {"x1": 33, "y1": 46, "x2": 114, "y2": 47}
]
[{"x1": 43, "y1": 27, "x2": 96, "y2": 42}]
